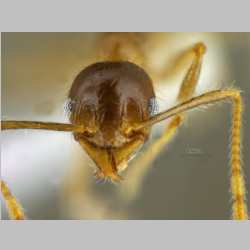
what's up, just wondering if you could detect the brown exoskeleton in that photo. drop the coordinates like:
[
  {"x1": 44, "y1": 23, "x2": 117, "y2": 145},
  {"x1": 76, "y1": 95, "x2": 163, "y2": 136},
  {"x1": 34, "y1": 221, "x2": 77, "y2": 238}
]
[{"x1": 1, "y1": 33, "x2": 248, "y2": 220}]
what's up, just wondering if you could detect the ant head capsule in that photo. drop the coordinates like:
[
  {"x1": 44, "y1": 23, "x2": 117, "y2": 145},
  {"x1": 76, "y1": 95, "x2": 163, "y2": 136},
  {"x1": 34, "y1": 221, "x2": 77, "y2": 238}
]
[{"x1": 67, "y1": 61, "x2": 156, "y2": 179}]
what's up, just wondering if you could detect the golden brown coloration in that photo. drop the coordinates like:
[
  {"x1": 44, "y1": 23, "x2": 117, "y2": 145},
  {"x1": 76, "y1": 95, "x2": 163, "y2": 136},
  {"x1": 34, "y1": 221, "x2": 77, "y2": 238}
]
[
  {"x1": 1, "y1": 180, "x2": 25, "y2": 220},
  {"x1": 2, "y1": 121, "x2": 85, "y2": 132},
  {"x1": 133, "y1": 90, "x2": 248, "y2": 220},
  {"x1": 1, "y1": 33, "x2": 248, "y2": 220},
  {"x1": 119, "y1": 42, "x2": 206, "y2": 201}
]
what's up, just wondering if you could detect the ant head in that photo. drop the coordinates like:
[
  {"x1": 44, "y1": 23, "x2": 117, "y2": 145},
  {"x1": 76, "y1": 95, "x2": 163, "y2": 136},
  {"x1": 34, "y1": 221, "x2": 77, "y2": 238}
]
[
  {"x1": 67, "y1": 61, "x2": 157, "y2": 180},
  {"x1": 67, "y1": 61, "x2": 157, "y2": 144}
]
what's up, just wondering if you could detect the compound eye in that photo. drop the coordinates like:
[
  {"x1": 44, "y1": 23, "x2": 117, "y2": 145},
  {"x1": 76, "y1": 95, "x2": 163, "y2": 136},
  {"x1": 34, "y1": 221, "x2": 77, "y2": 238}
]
[{"x1": 148, "y1": 97, "x2": 159, "y2": 117}]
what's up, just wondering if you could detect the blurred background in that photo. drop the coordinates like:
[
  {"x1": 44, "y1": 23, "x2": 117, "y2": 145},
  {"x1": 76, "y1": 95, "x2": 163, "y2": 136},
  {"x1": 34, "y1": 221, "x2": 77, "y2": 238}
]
[{"x1": 1, "y1": 32, "x2": 250, "y2": 219}]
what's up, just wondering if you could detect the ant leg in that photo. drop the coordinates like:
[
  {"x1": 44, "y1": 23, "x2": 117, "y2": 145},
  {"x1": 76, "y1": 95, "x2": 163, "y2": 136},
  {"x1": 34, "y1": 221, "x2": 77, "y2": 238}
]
[
  {"x1": 119, "y1": 43, "x2": 206, "y2": 202},
  {"x1": 1, "y1": 180, "x2": 25, "y2": 220},
  {"x1": 135, "y1": 89, "x2": 248, "y2": 220},
  {"x1": 146, "y1": 39, "x2": 205, "y2": 83}
]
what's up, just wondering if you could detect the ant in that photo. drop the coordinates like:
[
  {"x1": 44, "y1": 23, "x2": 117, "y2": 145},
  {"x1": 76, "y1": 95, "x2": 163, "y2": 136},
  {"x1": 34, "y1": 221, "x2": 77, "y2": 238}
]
[{"x1": 1, "y1": 33, "x2": 248, "y2": 220}]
